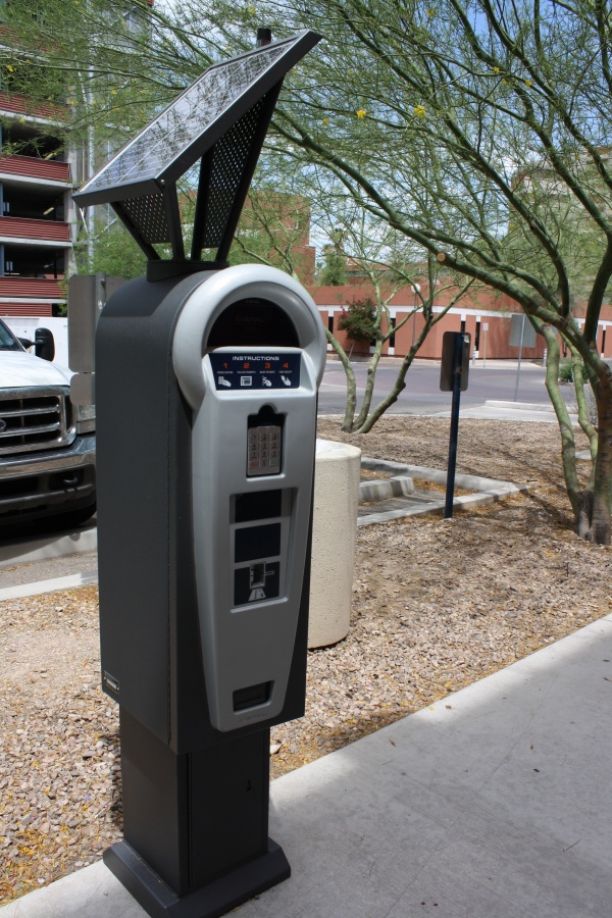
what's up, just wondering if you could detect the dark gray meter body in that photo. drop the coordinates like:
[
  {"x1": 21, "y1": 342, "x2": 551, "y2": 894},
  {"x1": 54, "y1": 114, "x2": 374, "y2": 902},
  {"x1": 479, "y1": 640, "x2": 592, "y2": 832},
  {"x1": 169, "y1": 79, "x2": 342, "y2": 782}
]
[{"x1": 95, "y1": 265, "x2": 325, "y2": 917}]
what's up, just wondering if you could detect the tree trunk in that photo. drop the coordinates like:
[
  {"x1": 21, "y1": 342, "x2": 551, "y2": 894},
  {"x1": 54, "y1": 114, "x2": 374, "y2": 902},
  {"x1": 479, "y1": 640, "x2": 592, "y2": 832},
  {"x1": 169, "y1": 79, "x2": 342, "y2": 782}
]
[
  {"x1": 354, "y1": 339, "x2": 383, "y2": 430},
  {"x1": 357, "y1": 318, "x2": 434, "y2": 433},
  {"x1": 540, "y1": 326, "x2": 582, "y2": 516},
  {"x1": 581, "y1": 365, "x2": 612, "y2": 544},
  {"x1": 325, "y1": 329, "x2": 357, "y2": 432},
  {"x1": 570, "y1": 348, "x2": 598, "y2": 462}
]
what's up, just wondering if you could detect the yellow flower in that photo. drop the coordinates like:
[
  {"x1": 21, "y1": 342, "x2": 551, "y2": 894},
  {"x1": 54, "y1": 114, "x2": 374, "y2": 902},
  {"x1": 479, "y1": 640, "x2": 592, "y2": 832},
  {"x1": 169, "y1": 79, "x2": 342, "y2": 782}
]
[
  {"x1": 322, "y1": 116, "x2": 330, "y2": 126},
  {"x1": 6, "y1": 64, "x2": 15, "y2": 73},
  {"x1": 525, "y1": 78, "x2": 533, "y2": 87},
  {"x1": 492, "y1": 66, "x2": 501, "y2": 75},
  {"x1": 426, "y1": 7, "x2": 435, "y2": 16},
  {"x1": 414, "y1": 103, "x2": 426, "y2": 118},
  {"x1": 356, "y1": 108, "x2": 367, "y2": 120}
]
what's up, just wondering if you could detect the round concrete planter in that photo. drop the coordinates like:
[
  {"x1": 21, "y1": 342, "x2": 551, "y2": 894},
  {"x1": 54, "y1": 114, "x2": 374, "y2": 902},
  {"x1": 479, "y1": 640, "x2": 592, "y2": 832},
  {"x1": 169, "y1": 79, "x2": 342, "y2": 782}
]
[{"x1": 308, "y1": 438, "x2": 361, "y2": 649}]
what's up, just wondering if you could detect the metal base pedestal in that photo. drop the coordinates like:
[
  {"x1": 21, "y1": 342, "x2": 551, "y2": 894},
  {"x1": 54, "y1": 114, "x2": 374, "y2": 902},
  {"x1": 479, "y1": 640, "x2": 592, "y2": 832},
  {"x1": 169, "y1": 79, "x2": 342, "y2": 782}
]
[
  {"x1": 104, "y1": 838, "x2": 290, "y2": 918},
  {"x1": 113, "y1": 710, "x2": 287, "y2": 917}
]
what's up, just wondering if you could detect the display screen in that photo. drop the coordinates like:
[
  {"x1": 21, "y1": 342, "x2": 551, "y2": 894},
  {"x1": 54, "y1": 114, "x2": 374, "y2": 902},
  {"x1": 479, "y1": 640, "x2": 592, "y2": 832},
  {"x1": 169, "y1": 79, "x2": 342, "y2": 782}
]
[{"x1": 210, "y1": 352, "x2": 300, "y2": 390}]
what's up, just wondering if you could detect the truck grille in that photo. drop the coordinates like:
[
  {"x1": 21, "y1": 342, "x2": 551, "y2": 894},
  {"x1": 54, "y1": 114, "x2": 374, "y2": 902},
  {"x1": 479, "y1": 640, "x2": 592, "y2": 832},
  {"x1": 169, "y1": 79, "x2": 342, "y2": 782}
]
[{"x1": 0, "y1": 387, "x2": 75, "y2": 456}]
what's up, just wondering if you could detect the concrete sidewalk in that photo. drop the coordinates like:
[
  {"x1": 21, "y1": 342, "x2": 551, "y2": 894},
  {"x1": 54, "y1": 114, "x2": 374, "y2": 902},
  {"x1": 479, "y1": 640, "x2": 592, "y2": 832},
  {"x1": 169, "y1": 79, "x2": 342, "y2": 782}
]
[
  {"x1": 3, "y1": 614, "x2": 611, "y2": 918},
  {"x1": 432, "y1": 399, "x2": 578, "y2": 423}
]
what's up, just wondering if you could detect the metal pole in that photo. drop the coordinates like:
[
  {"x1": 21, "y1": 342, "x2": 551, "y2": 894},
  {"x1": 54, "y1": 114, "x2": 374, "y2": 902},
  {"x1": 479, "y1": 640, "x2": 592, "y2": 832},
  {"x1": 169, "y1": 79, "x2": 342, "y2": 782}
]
[
  {"x1": 513, "y1": 314, "x2": 526, "y2": 402},
  {"x1": 444, "y1": 333, "x2": 464, "y2": 519}
]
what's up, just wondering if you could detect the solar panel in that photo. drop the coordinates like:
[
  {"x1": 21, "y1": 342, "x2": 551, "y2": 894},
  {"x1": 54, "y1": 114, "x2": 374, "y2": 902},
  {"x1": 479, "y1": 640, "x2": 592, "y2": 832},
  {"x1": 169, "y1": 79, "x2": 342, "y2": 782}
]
[{"x1": 74, "y1": 30, "x2": 320, "y2": 208}]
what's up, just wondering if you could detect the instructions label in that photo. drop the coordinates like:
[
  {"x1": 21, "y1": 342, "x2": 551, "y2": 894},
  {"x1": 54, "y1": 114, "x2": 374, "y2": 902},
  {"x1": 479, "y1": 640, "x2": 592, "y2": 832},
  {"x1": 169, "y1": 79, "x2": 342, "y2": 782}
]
[{"x1": 210, "y1": 352, "x2": 301, "y2": 390}]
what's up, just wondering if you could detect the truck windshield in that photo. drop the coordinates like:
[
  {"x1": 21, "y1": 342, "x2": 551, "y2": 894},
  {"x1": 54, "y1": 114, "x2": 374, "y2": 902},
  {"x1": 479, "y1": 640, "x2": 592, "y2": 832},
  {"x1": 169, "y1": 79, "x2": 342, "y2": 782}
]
[{"x1": 0, "y1": 319, "x2": 23, "y2": 351}]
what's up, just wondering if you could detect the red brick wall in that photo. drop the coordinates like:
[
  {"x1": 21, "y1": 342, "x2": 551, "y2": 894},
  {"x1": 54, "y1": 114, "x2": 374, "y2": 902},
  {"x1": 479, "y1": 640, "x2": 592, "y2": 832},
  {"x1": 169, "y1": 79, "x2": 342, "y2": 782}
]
[{"x1": 0, "y1": 303, "x2": 53, "y2": 316}]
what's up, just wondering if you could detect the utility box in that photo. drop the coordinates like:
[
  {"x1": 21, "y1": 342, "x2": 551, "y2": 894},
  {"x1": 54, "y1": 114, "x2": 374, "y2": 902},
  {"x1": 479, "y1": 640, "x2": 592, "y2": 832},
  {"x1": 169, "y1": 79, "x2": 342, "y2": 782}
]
[
  {"x1": 68, "y1": 274, "x2": 125, "y2": 430},
  {"x1": 68, "y1": 274, "x2": 125, "y2": 374}
]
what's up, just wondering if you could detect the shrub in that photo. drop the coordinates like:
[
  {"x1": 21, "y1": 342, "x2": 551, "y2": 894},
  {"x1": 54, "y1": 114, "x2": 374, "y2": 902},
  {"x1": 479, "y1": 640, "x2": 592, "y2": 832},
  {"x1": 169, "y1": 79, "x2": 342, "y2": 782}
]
[
  {"x1": 338, "y1": 298, "x2": 377, "y2": 343},
  {"x1": 558, "y1": 358, "x2": 573, "y2": 383}
]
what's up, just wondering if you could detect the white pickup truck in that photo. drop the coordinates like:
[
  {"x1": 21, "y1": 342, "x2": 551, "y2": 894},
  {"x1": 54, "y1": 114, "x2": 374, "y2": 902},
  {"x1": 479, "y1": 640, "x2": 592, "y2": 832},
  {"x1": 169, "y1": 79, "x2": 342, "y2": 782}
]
[{"x1": 0, "y1": 317, "x2": 96, "y2": 529}]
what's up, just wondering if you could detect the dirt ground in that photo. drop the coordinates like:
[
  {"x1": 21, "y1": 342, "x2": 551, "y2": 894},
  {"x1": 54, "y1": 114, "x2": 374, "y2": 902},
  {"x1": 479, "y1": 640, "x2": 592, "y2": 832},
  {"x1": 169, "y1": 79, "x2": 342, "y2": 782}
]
[{"x1": 1, "y1": 416, "x2": 611, "y2": 905}]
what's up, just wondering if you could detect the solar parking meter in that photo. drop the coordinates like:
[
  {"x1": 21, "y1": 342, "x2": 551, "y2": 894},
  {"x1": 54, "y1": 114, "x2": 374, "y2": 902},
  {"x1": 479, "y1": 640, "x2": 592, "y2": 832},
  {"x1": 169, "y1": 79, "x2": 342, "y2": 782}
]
[{"x1": 74, "y1": 30, "x2": 323, "y2": 918}]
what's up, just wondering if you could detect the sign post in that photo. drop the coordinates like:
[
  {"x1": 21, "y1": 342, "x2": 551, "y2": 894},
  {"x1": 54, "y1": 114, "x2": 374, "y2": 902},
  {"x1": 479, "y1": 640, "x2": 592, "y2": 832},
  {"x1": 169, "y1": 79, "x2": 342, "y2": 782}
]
[
  {"x1": 440, "y1": 331, "x2": 470, "y2": 519},
  {"x1": 509, "y1": 314, "x2": 536, "y2": 401}
]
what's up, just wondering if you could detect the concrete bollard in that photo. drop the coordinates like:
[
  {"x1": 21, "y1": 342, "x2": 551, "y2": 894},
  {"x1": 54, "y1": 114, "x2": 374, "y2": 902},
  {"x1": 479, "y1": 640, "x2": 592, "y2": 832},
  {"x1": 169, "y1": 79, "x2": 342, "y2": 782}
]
[{"x1": 308, "y1": 439, "x2": 361, "y2": 649}]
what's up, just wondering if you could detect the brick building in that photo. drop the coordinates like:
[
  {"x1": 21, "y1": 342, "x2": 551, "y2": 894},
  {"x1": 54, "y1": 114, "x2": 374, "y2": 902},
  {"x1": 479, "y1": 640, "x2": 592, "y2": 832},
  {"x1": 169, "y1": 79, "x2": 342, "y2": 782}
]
[
  {"x1": 0, "y1": 0, "x2": 156, "y2": 320},
  {"x1": 0, "y1": 92, "x2": 71, "y2": 317},
  {"x1": 314, "y1": 281, "x2": 612, "y2": 361}
]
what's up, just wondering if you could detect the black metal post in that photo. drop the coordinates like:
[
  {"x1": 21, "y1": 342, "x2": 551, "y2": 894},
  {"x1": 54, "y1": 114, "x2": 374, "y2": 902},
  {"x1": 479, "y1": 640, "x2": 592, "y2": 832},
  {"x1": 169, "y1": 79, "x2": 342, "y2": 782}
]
[{"x1": 444, "y1": 333, "x2": 464, "y2": 519}]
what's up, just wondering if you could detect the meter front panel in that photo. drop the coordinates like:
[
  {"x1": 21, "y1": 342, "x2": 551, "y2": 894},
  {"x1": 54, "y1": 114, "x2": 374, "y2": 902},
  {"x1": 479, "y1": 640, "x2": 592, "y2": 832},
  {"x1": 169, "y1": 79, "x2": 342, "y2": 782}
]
[{"x1": 186, "y1": 345, "x2": 317, "y2": 733}]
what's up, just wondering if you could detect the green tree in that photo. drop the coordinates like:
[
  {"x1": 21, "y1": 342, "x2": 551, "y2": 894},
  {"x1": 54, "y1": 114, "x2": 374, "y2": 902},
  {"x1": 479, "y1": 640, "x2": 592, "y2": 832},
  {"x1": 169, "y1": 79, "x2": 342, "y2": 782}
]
[
  {"x1": 9, "y1": 0, "x2": 612, "y2": 541},
  {"x1": 77, "y1": 218, "x2": 146, "y2": 278},
  {"x1": 313, "y1": 202, "x2": 472, "y2": 432},
  {"x1": 229, "y1": 186, "x2": 315, "y2": 283},
  {"x1": 221, "y1": 168, "x2": 469, "y2": 432},
  {"x1": 216, "y1": 0, "x2": 612, "y2": 543},
  {"x1": 318, "y1": 229, "x2": 347, "y2": 285}
]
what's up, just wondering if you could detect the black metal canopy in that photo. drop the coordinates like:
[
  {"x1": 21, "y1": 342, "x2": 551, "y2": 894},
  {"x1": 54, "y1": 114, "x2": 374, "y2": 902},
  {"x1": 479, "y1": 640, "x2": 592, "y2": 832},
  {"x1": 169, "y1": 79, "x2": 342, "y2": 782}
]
[{"x1": 73, "y1": 30, "x2": 321, "y2": 271}]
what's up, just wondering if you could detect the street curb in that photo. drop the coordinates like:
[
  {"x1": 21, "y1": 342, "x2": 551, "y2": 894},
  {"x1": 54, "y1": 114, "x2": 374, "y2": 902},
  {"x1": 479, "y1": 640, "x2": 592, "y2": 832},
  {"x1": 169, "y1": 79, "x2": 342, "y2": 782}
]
[
  {"x1": 358, "y1": 457, "x2": 526, "y2": 527},
  {"x1": 0, "y1": 525, "x2": 97, "y2": 570}
]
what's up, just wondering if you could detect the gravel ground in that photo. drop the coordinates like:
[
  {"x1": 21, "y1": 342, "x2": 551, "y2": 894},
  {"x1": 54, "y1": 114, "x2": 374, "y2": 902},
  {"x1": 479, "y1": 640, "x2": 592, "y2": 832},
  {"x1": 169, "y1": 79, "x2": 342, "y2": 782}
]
[{"x1": 1, "y1": 416, "x2": 611, "y2": 905}]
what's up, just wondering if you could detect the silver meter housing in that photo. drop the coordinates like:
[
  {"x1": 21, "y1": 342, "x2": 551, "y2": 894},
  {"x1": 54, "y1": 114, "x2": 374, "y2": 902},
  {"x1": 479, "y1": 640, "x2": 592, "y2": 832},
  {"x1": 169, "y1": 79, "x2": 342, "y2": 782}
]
[{"x1": 173, "y1": 265, "x2": 326, "y2": 732}]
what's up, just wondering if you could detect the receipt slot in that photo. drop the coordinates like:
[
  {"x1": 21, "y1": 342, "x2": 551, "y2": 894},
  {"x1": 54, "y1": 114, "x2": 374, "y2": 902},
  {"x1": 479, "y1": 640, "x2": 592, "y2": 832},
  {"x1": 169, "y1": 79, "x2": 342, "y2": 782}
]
[{"x1": 95, "y1": 265, "x2": 325, "y2": 917}]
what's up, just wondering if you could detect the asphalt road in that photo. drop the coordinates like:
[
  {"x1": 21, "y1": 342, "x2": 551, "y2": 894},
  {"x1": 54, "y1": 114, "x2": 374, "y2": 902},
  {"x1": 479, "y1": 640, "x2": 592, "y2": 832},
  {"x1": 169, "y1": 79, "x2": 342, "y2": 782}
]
[{"x1": 318, "y1": 357, "x2": 570, "y2": 415}]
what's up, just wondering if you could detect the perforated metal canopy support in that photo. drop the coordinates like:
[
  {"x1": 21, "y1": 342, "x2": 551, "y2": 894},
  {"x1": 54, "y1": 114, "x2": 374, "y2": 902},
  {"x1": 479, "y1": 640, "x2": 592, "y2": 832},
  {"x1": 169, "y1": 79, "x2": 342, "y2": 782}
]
[{"x1": 73, "y1": 30, "x2": 321, "y2": 273}]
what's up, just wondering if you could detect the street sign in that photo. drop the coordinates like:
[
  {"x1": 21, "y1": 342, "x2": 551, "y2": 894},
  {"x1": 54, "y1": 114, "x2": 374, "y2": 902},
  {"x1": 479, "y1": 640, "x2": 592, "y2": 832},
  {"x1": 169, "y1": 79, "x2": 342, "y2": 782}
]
[
  {"x1": 439, "y1": 332, "x2": 470, "y2": 519},
  {"x1": 440, "y1": 331, "x2": 470, "y2": 391},
  {"x1": 509, "y1": 314, "x2": 536, "y2": 348}
]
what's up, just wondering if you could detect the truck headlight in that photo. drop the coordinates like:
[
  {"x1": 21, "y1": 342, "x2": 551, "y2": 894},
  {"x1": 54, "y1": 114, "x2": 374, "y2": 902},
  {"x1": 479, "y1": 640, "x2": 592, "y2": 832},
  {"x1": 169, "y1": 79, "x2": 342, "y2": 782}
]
[{"x1": 74, "y1": 402, "x2": 96, "y2": 433}]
